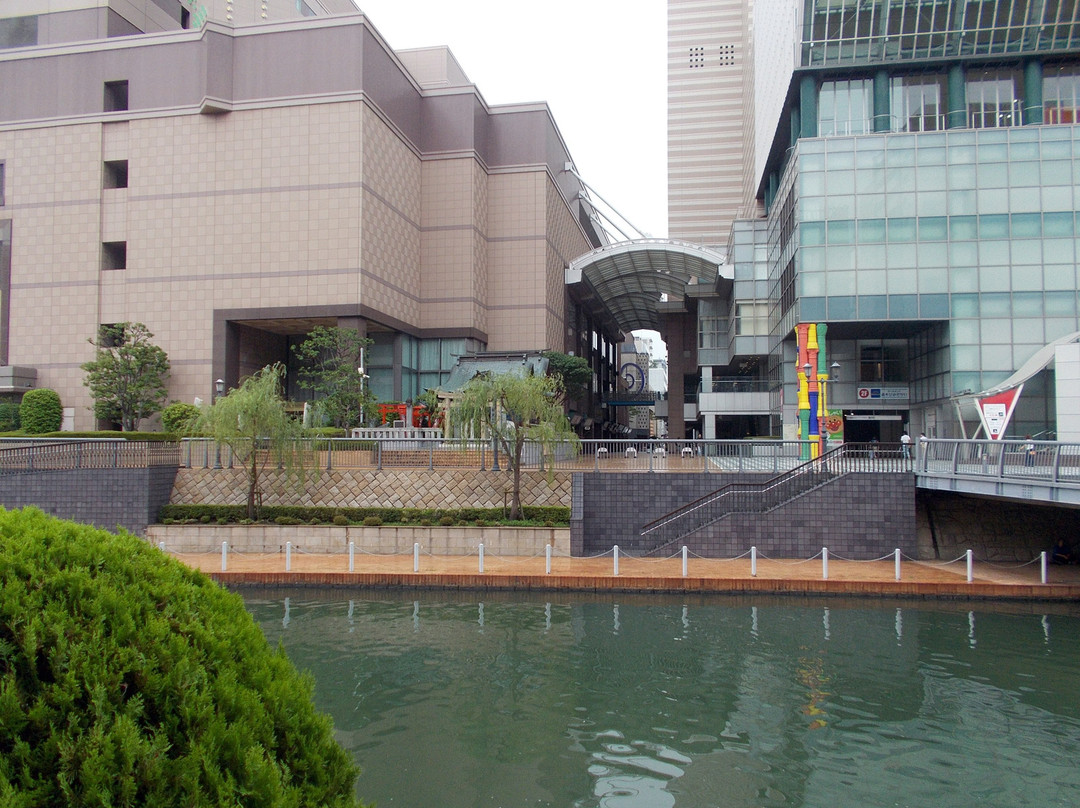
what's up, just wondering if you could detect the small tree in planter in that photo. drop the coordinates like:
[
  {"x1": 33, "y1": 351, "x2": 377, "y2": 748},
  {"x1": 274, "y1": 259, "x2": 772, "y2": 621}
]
[
  {"x1": 196, "y1": 364, "x2": 310, "y2": 521},
  {"x1": 451, "y1": 370, "x2": 577, "y2": 520}
]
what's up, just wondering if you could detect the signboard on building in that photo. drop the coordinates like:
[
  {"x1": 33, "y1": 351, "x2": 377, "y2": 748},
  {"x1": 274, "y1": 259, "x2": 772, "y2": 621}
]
[
  {"x1": 975, "y1": 384, "x2": 1024, "y2": 440},
  {"x1": 856, "y1": 386, "x2": 909, "y2": 401}
]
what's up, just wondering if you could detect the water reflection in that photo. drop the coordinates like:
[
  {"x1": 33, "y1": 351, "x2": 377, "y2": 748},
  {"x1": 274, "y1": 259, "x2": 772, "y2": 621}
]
[{"x1": 243, "y1": 591, "x2": 1080, "y2": 808}]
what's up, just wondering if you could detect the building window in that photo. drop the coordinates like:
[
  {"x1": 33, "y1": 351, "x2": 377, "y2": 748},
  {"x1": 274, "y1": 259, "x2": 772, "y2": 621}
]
[
  {"x1": 102, "y1": 242, "x2": 127, "y2": 271},
  {"x1": 890, "y1": 77, "x2": 944, "y2": 132},
  {"x1": 818, "y1": 79, "x2": 872, "y2": 136},
  {"x1": 967, "y1": 73, "x2": 1020, "y2": 129},
  {"x1": 689, "y1": 46, "x2": 705, "y2": 68},
  {"x1": 859, "y1": 342, "x2": 907, "y2": 383},
  {"x1": 735, "y1": 302, "x2": 768, "y2": 336},
  {"x1": 0, "y1": 15, "x2": 38, "y2": 50},
  {"x1": 1044, "y1": 69, "x2": 1080, "y2": 123},
  {"x1": 0, "y1": 161, "x2": 4, "y2": 206},
  {"x1": 104, "y1": 80, "x2": 129, "y2": 113},
  {"x1": 103, "y1": 160, "x2": 128, "y2": 190},
  {"x1": 698, "y1": 316, "x2": 724, "y2": 349}
]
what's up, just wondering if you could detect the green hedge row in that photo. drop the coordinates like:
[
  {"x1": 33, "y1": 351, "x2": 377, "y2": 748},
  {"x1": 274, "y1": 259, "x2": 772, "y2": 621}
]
[
  {"x1": 159, "y1": 504, "x2": 570, "y2": 527},
  {"x1": 0, "y1": 506, "x2": 364, "y2": 807}
]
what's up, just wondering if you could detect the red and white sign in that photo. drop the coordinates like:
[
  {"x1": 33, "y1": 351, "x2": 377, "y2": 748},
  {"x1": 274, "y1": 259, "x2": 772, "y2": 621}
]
[{"x1": 975, "y1": 384, "x2": 1024, "y2": 440}]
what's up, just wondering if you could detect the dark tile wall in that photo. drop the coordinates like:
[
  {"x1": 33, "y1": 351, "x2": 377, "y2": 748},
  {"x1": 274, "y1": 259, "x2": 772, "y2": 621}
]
[
  {"x1": 0, "y1": 465, "x2": 178, "y2": 535},
  {"x1": 571, "y1": 472, "x2": 917, "y2": 559}
]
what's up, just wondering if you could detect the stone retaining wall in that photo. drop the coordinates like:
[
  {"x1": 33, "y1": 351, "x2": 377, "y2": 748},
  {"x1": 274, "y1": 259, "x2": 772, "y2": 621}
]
[
  {"x1": 170, "y1": 467, "x2": 572, "y2": 509},
  {"x1": 147, "y1": 524, "x2": 570, "y2": 556}
]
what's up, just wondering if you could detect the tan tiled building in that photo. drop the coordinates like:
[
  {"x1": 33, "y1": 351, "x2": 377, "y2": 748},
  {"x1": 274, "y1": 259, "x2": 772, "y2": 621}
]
[{"x1": 0, "y1": 2, "x2": 617, "y2": 429}]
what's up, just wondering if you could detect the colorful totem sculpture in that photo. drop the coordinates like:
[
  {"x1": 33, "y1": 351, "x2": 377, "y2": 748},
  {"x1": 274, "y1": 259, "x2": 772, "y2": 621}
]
[{"x1": 796, "y1": 323, "x2": 830, "y2": 460}]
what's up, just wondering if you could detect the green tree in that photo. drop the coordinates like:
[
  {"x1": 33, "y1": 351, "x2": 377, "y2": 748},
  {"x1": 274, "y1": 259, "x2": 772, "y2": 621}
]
[
  {"x1": 81, "y1": 322, "x2": 170, "y2": 431},
  {"x1": 292, "y1": 326, "x2": 373, "y2": 429},
  {"x1": 19, "y1": 388, "x2": 62, "y2": 434},
  {"x1": 0, "y1": 506, "x2": 365, "y2": 807},
  {"x1": 451, "y1": 370, "x2": 578, "y2": 519},
  {"x1": 542, "y1": 350, "x2": 593, "y2": 403},
  {"x1": 160, "y1": 401, "x2": 201, "y2": 435},
  {"x1": 196, "y1": 364, "x2": 309, "y2": 520}
]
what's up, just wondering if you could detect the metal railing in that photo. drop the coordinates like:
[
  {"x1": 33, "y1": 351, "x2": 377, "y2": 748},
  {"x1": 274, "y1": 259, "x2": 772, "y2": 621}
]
[
  {"x1": 916, "y1": 438, "x2": 1080, "y2": 485},
  {"x1": 639, "y1": 443, "x2": 911, "y2": 553},
  {"x1": 179, "y1": 437, "x2": 821, "y2": 473},
  {"x1": 0, "y1": 438, "x2": 180, "y2": 474}
]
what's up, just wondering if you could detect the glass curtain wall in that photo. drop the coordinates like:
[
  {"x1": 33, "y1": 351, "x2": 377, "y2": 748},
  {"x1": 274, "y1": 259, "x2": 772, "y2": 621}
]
[{"x1": 803, "y1": 0, "x2": 1080, "y2": 66}]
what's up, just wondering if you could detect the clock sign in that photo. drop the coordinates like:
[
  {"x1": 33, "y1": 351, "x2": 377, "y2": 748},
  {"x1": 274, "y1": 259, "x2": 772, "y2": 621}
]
[{"x1": 620, "y1": 362, "x2": 646, "y2": 393}]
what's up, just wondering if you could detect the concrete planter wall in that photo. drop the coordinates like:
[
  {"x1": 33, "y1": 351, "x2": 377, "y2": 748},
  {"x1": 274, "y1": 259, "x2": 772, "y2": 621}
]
[{"x1": 147, "y1": 524, "x2": 570, "y2": 556}]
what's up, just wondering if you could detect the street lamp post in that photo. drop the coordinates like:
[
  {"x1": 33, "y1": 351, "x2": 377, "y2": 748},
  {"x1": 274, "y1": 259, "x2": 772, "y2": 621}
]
[{"x1": 213, "y1": 378, "x2": 224, "y2": 469}]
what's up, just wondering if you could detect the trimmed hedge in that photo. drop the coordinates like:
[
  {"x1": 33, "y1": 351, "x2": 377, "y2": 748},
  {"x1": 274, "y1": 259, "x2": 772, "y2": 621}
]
[
  {"x1": 0, "y1": 506, "x2": 365, "y2": 807},
  {"x1": 19, "y1": 388, "x2": 62, "y2": 434},
  {"x1": 158, "y1": 504, "x2": 570, "y2": 527}
]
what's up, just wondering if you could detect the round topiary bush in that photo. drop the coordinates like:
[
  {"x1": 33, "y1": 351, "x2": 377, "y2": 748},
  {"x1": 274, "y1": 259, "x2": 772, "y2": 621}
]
[
  {"x1": 160, "y1": 401, "x2": 201, "y2": 435},
  {"x1": 19, "y1": 388, "x2": 62, "y2": 434},
  {"x1": 0, "y1": 506, "x2": 366, "y2": 807}
]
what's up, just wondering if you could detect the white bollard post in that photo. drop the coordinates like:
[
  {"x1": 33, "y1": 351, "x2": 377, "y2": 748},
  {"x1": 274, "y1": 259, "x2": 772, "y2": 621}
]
[
  {"x1": 682, "y1": 546, "x2": 688, "y2": 577},
  {"x1": 895, "y1": 548, "x2": 901, "y2": 581},
  {"x1": 479, "y1": 542, "x2": 485, "y2": 574},
  {"x1": 613, "y1": 545, "x2": 620, "y2": 576},
  {"x1": 285, "y1": 541, "x2": 292, "y2": 572},
  {"x1": 221, "y1": 541, "x2": 228, "y2": 572},
  {"x1": 413, "y1": 542, "x2": 420, "y2": 573},
  {"x1": 546, "y1": 544, "x2": 552, "y2": 575},
  {"x1": 349, "y1": 541, "x2": 355, "y2": 573},
  {"x1": 158, "y1": 540, "x2": 165, "y2": 552},
  {"x1": 966, "y1": 549, "x2": 973, "y2": 583},
  {"x1": 1041, "y1": 551, "x2": 1047, "y2": 584},
  {"x1": 751, "y1": 546, "x2": 757, "y2": 577},
  {"x1": 822, "y1": 547, "x2": 829, "y2": 580}
]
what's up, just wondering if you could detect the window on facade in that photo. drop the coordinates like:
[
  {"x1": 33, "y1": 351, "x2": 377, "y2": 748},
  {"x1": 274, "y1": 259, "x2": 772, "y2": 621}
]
[
  {"x1": 819, "y1": 79, "x2": 872, "y2": 136},
  {"x1": 735, "y1": 302, "x2": 769, "y2": 336},
  {"x1": 0, "y1": 15, "x2": 38, "y2": 50},
  {"x1": 1044, "y1": 69, "x2": 1080, "y2": 123},
  {"x1": 967, "y1": 74, "x2": 1020, "y2": 128},
  {"x1": 104, "y1": 80, "x2": 129, "y2": 113},
  {"x1": 101, "y1": 242, "x2": 127, "y2": 271},
  {"x1": 859, "y1": 342, "x2": 908, "y2": 383},
  {"x1": 698, "y1": 316, "x2": 724, "y2": 349},
  {"x1": 890, "y1": 77, "x2": 944, "y2": 132},
  {"x1": 103, "y1": 160, "x2": 128, "y2": 190},
  {"x1": 0, "y1": 161, "x2": 4, "y2": 206}
]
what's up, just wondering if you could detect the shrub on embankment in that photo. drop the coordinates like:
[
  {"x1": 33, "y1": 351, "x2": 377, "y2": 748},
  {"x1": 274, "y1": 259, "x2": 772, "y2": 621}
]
[
  {"x1": 0, "y1": 506, "x2": 366, "y2": 808},
  {"x1": 159, "y1": 503, "x2": 570, "y2": 527}
]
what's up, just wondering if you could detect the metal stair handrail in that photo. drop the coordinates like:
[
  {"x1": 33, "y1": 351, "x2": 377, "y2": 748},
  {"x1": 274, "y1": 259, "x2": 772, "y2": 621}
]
[{"x1": 639, "y1": 443, "x2": 908, "y2": 552}]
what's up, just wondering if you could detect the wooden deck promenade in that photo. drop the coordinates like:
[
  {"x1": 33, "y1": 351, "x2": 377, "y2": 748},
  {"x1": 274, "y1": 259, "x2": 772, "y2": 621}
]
[{"x1": 172, "y1": 550, "x2": 1080, "y2": 602}]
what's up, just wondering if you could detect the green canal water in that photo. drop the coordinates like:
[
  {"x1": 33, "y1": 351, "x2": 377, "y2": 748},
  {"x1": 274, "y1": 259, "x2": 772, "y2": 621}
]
[{"x1": 243, "y1": 590, "x2": 1080, "y2": 808}]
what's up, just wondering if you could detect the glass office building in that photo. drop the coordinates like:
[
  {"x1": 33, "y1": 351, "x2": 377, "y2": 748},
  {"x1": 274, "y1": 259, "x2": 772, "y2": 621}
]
[{"x1": 682, "y1": 0, "x2": 1080, "y2": 441}]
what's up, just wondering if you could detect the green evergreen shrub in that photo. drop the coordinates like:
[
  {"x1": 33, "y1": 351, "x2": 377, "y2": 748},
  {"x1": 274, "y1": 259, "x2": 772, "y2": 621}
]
[
  {"x1": 160, "y1": 402, "x2": 201, "y2": 435},
  {"x1": 19, "y1": 388, "x2": 62, "y2": 434},
  {"x1": 332, "y1": 514, "x2": 349, "y2": 526},
  {"x1": 361, "y1": 516, "x2": 382, "y2": 526},
  {"x1": 0, "y1": 401, "x2": 20, "y2": 431},
  {"x1": 0, "y1": 506, "x2": 364, "y2": 807}
]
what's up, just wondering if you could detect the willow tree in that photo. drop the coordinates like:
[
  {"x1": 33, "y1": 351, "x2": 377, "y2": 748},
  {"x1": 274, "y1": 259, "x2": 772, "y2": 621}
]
[
  {"x1": 196, "y1": 364, "x2": 309, "y2": 520},
  {"x1": 452, "y1": 370, "x2": 577, "y2": 519}
]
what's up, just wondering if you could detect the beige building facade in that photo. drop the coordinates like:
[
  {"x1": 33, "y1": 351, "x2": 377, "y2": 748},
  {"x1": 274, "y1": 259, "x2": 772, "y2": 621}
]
[{"x1": 0, "y1": 5, "x2": 617, "y2": 429}]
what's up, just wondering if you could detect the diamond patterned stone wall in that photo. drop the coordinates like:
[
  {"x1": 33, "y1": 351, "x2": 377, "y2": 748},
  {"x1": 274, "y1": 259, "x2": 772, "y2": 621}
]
[{"x1": 170, "y1": 468, "x2": 572, "y2": 509}]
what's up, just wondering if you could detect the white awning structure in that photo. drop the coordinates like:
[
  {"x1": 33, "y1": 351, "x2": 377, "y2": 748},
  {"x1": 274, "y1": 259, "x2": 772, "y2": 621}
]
[
  {"x1": 973, "y1": 330, "x2": 1080, "y2": 396},
  {"x1": 565, "y1": 239, "x2": 727, "y2": 333}
]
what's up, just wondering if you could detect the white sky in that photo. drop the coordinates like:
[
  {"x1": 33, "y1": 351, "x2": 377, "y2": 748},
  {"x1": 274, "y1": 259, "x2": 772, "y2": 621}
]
[{"x1": 352, "y1": 0, "x2": 668, "y2": 240}]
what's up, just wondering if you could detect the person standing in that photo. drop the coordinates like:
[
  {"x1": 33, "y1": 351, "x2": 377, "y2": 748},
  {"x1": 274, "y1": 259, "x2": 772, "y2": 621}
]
[{"x1": 900, "y1": 431, "x2": 912, "y2": 459}]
